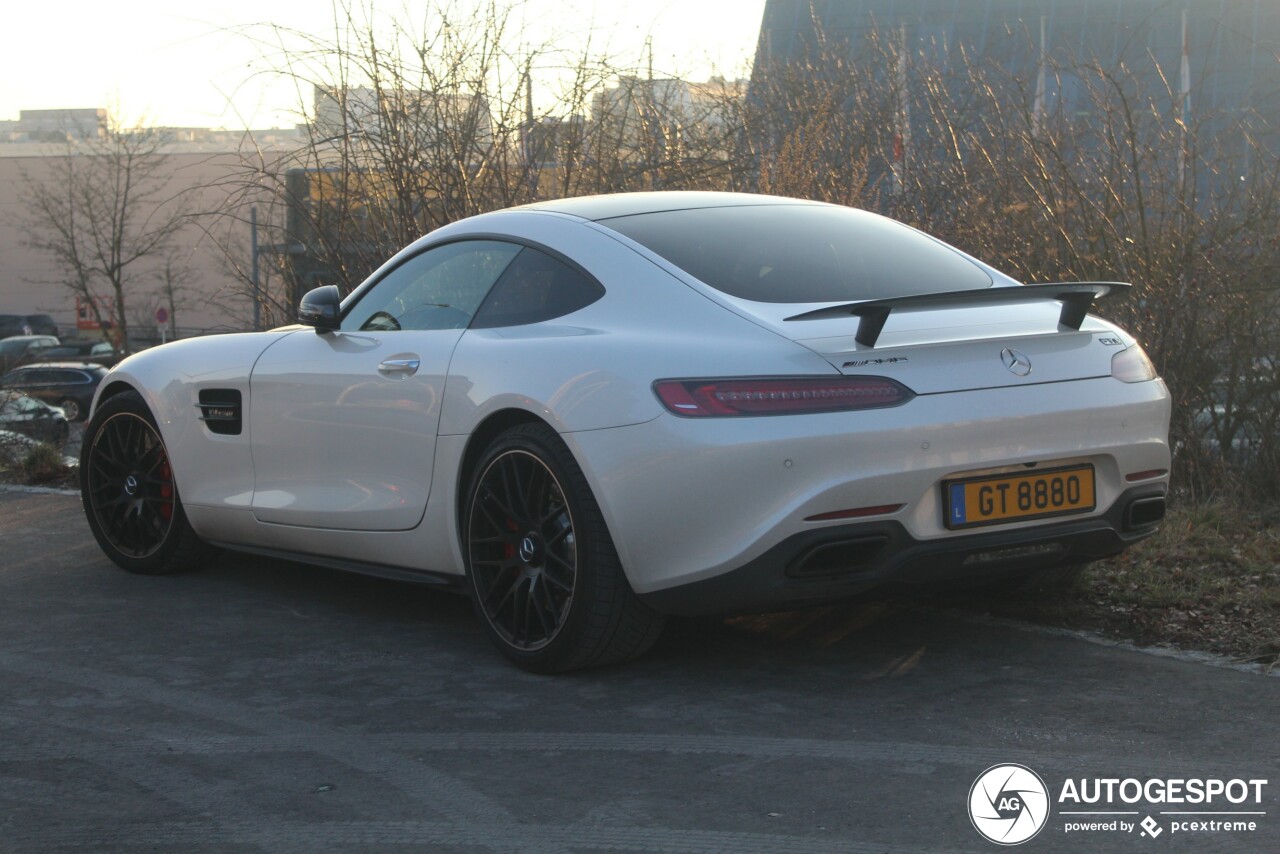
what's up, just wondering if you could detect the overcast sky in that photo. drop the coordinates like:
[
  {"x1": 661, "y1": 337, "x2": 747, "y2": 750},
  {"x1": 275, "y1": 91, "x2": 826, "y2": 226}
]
[{"x1": 2, "y1": 0, "x2": 767, "y2": 129}]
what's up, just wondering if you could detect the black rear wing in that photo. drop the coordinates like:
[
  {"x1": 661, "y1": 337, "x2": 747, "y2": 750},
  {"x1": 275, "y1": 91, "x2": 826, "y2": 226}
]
[{"x1": 784, "y1": 282, "x2": 1131, "y2": 348}]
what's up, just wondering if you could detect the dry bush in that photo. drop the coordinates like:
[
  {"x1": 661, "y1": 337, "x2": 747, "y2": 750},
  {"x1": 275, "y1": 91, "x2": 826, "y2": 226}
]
[
  {"x1": 208, "y1": 5, "x2": 1280, "y2": 502},
  {"x1": 748, "y1": 24, "x2": 1280, "y2": 502}
]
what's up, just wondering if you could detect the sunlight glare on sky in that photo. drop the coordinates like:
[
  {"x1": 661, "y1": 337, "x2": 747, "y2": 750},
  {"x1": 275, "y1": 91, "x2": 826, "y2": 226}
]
[{"x1": 2, "y1": 0, "x2": 767, "y2": 129}]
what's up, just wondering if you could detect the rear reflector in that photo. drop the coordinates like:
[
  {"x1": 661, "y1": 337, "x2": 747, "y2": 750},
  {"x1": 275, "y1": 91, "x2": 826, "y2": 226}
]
[
  {"x1": 805, "y1": 504, "x2": 904, "y2": 522},
  {"x1": 1125, "y1": 469, "x2": 1168, "y2": 482},
  {"x1": 654, "y1": 376, "x2": 913, "y2": 417}
]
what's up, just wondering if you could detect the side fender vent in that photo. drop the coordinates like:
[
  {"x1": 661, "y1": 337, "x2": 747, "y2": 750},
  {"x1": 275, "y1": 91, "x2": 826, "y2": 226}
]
[{"x1": 197, "y1": 389, "x2": 242, "y2": 435}]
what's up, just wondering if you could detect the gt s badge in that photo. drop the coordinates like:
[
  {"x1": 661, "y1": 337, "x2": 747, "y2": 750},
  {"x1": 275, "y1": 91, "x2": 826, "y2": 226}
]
[{"x1": 843, "y1": 356, "x2": 909, "y2": 368}]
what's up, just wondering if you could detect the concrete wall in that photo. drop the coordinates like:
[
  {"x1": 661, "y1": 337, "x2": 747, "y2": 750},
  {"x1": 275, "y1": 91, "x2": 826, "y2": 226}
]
[{"x1": 0, "y1": 144, "x2": 283, "y2": 340}]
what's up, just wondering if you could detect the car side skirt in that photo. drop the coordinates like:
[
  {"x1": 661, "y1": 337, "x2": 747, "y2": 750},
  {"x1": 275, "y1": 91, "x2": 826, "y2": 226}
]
[{"x1": 202, "y1": 540, "x2": 467, "y2": 592}]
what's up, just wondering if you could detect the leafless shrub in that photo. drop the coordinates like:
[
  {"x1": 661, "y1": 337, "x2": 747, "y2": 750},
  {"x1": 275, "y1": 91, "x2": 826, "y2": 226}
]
[
  {"x1": 207, "y1": 5, "x2": 1280, "y2": 499},
  {"x1": 748, "y1": 22, "x2": 1280, "y2": 500}
]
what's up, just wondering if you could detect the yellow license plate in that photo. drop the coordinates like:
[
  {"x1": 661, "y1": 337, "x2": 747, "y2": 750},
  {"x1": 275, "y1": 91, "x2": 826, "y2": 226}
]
[{"x1": 943, "y1": 465, "x2": 1095, "y2": 529}]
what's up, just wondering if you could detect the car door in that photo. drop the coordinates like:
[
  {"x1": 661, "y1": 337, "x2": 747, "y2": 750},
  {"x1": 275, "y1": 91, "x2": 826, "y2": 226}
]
[
  {"x1": 248, "y1": 239, "x2": 522, "y2": 531},
  {"x1": 9, "y1": 368, "x2": 54, "y2": 404}
]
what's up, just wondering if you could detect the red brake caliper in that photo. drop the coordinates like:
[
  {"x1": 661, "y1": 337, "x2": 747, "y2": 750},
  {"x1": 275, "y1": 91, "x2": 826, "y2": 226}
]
[{"x1": 158, "y1": 460, "x2": 174, "y2": 520}]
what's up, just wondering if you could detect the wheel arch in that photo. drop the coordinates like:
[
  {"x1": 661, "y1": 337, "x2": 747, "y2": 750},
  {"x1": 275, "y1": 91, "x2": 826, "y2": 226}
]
[
  {"x1": 454, "y1": 408, "x2": 550, "y2": 543},
  {"x1": 95, "y1": 379, "x2": 141, "y2": 410}
]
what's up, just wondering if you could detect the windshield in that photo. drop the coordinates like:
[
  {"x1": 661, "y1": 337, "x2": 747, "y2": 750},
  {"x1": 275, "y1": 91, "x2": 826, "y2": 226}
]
[{"x1": 600, "y1": 204, "x2": 992, "y2": 303}]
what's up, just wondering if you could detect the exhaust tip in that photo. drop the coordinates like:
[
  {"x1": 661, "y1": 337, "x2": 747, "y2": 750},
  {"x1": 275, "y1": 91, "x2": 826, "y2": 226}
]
[{"x1": 1125, "y1": 496, "x2": 1166, "y2": 530}]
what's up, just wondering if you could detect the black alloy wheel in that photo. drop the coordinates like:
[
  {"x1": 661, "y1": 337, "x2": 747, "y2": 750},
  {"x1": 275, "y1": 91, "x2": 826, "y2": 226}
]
[
  {"x1": 468, "y1": 448, "x2": 577, "y2": 652},
  {"x1": 464, "y1": 423, "x2": 663, "y2": 672},
  {"x1": 81, "y1": 391, "x2": 206, "y2": 574}
]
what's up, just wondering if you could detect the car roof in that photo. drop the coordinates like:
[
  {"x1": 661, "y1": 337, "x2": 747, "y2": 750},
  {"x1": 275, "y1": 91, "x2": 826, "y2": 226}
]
[
  {"x1": 514, "y1": 191, "x2": 829, "y2": 222},
  {"x1": 0, "y1": 335, "x2": 58, "y2": 344},
  {"x1": 7, "y1": 361, "x2": 103, "y2": 371}
]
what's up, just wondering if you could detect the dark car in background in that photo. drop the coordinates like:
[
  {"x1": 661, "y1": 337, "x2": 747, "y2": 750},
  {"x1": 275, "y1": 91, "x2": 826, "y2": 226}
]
[
  {"x1": 0, "y1": 314, "x2": 58, "y2": 338},
  {"x1": 0, "y1": 336, "x2": 60, "y2": 372},
  {"x1": 0, "y1": 391, "x2": 69, "y2": 444},
  {"x1": 0, "y1": 362, "x2": 107, "y2": 422},
  {"x1": 39, "y1": 340, "x2": 120, "y2": 368}
]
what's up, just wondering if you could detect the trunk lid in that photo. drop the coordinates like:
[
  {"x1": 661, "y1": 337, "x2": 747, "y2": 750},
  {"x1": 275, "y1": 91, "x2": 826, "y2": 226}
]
[{"x1": 727, "y1": 296, "x2": 1122, "y2": 394}]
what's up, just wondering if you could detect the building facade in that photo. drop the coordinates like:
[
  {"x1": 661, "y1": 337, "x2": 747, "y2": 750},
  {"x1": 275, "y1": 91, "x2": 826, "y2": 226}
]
[{"x1": 752, "y1": 0, "x2": 1280, "y2": 154}]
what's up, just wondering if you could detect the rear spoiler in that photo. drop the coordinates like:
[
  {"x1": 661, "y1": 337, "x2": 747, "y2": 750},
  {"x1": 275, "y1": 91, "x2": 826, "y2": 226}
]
[{"x1": 783, "y1": 282, "x2": 1130, "y2": 348}]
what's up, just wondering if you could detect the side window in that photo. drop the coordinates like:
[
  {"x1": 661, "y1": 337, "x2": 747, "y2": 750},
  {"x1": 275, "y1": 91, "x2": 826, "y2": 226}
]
[
  {"x1": 471, "y1": 247, "x2": 604, "y2": 329},
  {"x1": 341, "y1": 240, "x2": 522, "y2": 333}
]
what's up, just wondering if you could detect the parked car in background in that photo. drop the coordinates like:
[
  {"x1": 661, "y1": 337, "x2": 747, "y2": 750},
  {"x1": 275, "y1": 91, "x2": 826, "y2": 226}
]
[
  {"x1": 39, "y1": 340, "x2": 120, "y2": 368},
  {"x1": 1193, "y1": 357, "x2": 1280, "y2": 463},
  {"x1": 0, "y1": 391, "x2": 68, "y2": 445},
  {"x1": 0, "y1": 362, "x2": 108, "y2": 422},
  {"x1": 0, "y1": 314, "x2": 58, "y2": 338},
  {"x1": 0, "y1": 335, "x2": 60, "y2": 372}
]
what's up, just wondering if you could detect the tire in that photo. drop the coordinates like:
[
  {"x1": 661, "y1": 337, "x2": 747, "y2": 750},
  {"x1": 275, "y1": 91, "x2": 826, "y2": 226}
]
[
  {"x1": 463, "y1": 423, "x2": 664, "y2": 673},
  {"x1": 58, "y1": 397, "x2": 82, "y2": 422},
  {"x1": 80, "y1": 390, "x2": 208, "y2": 575}
]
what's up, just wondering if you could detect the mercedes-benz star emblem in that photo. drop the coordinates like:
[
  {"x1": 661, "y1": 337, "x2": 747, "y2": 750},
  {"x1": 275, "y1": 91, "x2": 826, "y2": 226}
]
[
  {"x1": 1001, "y1": 348, "x2": 1032, "y2": 376},
  {"x1": 123, "y1": 475, "x2": 139, "y2": 496},
  {"x1": 519, "y1": 536, "x2": 537, "y2": 563}
]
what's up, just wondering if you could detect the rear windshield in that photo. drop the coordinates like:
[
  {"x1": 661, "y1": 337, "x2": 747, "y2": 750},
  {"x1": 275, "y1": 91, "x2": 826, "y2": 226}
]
[{"x1": 600, "y1": 204, "x2": 992, "y2": 303}]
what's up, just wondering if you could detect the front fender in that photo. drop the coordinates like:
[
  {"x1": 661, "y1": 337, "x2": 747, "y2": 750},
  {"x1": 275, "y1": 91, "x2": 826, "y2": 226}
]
[{"x1": 91, "y1": 332, "x2": 294, "y2": 510}]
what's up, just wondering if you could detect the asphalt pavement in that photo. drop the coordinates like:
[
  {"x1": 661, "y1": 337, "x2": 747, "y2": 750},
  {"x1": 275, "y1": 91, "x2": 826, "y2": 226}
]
[{"x1": 1, "y1": 488, "x2": 1277, "y2": 852}]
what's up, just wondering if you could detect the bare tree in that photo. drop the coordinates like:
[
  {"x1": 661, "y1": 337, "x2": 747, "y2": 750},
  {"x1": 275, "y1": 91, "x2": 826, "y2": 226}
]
[
  {"x1": 18, "y1": 119, "x2": 191, "y2": 351},
  {"x1": 205, "y1": 4, "x2": 1280, "y2": 498},
  {"x1": 206, "y1": 0, "x2": 748, "y2": 311}
]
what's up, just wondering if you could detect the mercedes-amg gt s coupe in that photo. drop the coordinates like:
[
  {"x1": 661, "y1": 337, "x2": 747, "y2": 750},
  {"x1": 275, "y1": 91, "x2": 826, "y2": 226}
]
[{"x1": 80, "y1": 192, "x2": 1170, "y2": 671}]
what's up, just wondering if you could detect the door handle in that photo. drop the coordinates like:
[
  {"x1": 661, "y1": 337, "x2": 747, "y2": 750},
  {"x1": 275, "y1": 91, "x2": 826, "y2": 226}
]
[{"x1": 378, "y1": 357, "x2": 420, "y2": 376}]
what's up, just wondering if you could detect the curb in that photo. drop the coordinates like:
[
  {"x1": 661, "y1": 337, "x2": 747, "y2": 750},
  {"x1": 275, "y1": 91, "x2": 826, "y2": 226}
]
[{"x1": 943, "y1": 606, "x2": 1279, "y2": 678}]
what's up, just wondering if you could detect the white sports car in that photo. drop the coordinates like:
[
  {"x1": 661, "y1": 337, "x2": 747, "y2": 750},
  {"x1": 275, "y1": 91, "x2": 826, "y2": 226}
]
[{"x1": 81, "y1": 192, "x2": 1171, "y2": 671}]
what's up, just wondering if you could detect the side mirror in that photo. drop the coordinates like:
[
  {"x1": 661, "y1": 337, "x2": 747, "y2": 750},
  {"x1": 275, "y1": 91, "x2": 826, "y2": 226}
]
[{"x1": 298, "y1": 285, "x2": 341, "y2": 333}]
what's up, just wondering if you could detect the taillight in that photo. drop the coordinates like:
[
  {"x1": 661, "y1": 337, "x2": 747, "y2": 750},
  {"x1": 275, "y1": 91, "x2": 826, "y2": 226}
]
[
  {"x1": 1111, "y1": 344, "x2": 1158, "y2": 383},
  {"x1": 653, "y1": 376, "x2": 914, "y2": 417}
]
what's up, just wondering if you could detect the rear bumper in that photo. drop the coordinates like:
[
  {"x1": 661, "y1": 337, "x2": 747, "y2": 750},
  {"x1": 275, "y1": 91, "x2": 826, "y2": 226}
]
[
  {"x1": 565, "y1": 377, "x2": 1170, "y2": 597},
  {"x1": 639, "y1": 484, "x2": 1165, "y2": 616}
]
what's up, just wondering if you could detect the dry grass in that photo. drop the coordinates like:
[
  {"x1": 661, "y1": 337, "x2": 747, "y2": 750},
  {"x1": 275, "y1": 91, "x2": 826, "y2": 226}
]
[
  {"x1": 0, "y1": 441, "x2": 76, "y2": 487},
  {"x1": 967, "y1": 503, "x2": 1280, "y2": 671}
]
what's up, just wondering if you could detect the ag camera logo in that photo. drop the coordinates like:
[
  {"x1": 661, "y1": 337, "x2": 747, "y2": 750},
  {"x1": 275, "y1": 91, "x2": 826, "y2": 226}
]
[{"x1": 969, "y1": 764, "x2": 1051, "y2": 845}]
